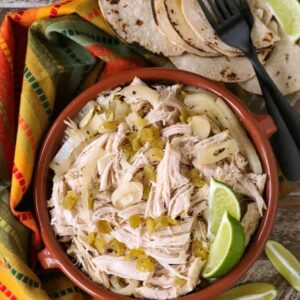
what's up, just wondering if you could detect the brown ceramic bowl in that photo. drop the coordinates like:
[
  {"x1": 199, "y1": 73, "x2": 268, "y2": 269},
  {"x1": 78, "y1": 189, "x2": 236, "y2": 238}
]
[{"x1": 34, "y1": 68, "x2": 279, "y2": 300}]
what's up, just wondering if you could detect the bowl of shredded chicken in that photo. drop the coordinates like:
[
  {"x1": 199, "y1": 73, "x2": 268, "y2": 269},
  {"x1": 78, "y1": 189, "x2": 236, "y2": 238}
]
[{"x1": 47, "y1": 76, "x2": 270, "y2": 299}]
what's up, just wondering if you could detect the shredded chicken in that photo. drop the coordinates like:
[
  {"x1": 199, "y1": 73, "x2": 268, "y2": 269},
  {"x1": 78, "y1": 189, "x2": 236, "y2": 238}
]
[
  {"x1": 48, "y1": 78, "x2": 266, "y2": 299},
  {"x1": 241, "y1": 203, "x2": 262, "y2": 245}
]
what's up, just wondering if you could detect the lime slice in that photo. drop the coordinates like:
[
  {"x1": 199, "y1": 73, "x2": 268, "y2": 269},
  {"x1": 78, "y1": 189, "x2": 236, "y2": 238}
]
[
  {"x1": 265, "y1": 240, "x2": 300, "y2": 291},
  {"x1": 203, "y1": 211, "x2": 245, "y2": 278},
  {"x1": 208, "y1": 177, "x2": 241, "y2": 239},
  {"x1": 215, "y1": 283, "x2": 278, "y2": 300},
  {"x1": 267, "y1": 0, "x2": 300, "y2": 43}
]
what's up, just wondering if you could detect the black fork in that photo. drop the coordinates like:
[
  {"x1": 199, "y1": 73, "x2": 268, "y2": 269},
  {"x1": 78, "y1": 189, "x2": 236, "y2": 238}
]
[{"x1": 199, "y1": 0, "x2": 300, "y2": 181}]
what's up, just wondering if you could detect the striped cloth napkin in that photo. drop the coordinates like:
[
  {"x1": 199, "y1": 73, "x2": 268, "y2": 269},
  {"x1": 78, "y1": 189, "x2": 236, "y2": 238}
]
[{"x1": 0, "y1": 0, "x2": 289, "y2": 299}]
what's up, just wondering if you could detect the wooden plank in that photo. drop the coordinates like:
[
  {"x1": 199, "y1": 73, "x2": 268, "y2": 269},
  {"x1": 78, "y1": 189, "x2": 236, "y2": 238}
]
[
  {"x1": 239, "y1": 260, "x2": 300, "y2": 299},
  {"x1": 0, "y1": 1, "x2": 59, "y2": 8},
  {"x1": 270, "y1": 205, "x2": 300, "y2": 258},
  {"x1": 0, "y1": 7, "x2": 19, "y2": 22}
]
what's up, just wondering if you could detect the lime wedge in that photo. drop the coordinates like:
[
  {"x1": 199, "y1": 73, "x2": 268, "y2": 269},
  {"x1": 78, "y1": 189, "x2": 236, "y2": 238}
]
[
  {"x1": 267, "y1": 0, "x2": 300, "y2": 43},
  {"x1": 215, "y1": 283, "x2": 277, "y2": 300},
  {"x1": 203, "y1": 211, "x2": 245, "y2": 278},
  {"x1": 208, "y1": 177, "x2": 241, "y2": 239},
  {"x1": 265, "y1": 240, "x2": 300, "y2": 291}
]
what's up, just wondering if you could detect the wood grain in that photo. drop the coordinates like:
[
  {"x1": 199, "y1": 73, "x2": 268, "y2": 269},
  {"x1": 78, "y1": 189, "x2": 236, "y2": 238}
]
[
  {"x1": 1, "y1": 1, "x2": 300, "y2": 298},
  {"x1": 0, "y1": 0, "x2": 59, "y2": 8},
  {"x1": 0, "y1": 7, "x2": 17, "y2": 21}
]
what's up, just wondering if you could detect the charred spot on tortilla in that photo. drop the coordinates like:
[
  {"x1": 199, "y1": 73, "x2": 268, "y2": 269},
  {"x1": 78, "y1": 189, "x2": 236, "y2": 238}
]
[
  {"x1": 136, "y1": 19, "x2": 143, "y2": 26},
  {"x1": 285, "y1": 54, "x2": 290, "y2": 62},
  {"x1": 220, "y1": 68, "x2": 238, "y2": 80},
  {"x1": 109, "y1": 0, "x2": 120, "y2": 3},
  {"x1": 263, "y1": 49, "x2": 273, "y2": 62},
  {"x1": 263, "y1": 32, "x2": 274, "y2": 43}
]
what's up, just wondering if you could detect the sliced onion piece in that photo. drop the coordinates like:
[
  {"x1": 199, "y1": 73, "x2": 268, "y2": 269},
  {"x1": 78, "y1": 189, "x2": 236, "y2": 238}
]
[
  {"x1": 110, "y1": 277, "x2": 139, "y2": 296},
  {"x1": 79, "y1": 106, "x2": 95, "y2": 129},
  {"x1": 190, "y1": 115, "x2": 211, "y2": 139},
  {"x1": 112, "y1": 182, "x2": 143, "y2": 209},
  {"x1": 121, "y1": 85, "x2": 160, "y2": 107},
  {"x1": 196, "y1": 139, "x2": 239, "y2": 165}
]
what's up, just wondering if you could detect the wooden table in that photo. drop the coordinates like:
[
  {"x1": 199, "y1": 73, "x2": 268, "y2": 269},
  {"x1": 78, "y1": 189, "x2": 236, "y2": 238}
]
[{"x1": 0, "y1": 0, "x2": 300, "y2": 299}]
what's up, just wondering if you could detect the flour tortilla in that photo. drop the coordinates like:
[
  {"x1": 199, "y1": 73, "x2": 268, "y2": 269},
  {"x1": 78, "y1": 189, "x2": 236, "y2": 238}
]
[
  {"x1": 151, "y1": 0, "x2": 215, "y2": 56},
  {"x1": 164, "y1": 0, "x2": 218, "y2": 55},
  {"x1": 98, "y1": 0, "x2": 183, "y2": 56},
  {"x1": 240, "y1": 33, "x2": 300, "y2": 95},
  {"x1": 181, "y1": 0, "x2": 280, "y2": 56},
  {"x1": 170, "y1": 49, "x2": 273, "y2": 83}
]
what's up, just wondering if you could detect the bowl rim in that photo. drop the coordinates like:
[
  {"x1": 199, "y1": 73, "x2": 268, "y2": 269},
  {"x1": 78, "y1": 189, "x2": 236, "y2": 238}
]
[{"x1": 34, "y1": 67, "x2": 279, "y2": 300}]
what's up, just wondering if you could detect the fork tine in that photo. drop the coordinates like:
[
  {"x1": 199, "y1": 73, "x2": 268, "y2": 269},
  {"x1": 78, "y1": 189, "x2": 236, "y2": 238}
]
[
  {"x1": 198, "y1": 0, "x2": 218, "y2": 27},
  {"x1": 239, "y1": 0, "x2": 254, "y2": 26},
  {"x1": 207, "y1": 0, "x2": 225, "y2": 21},
  {"x1": 225, "y1": 0, "x2": 240, "y2": 15},
  {"x1": 215, "y1": 0, "x2": 231, "y2": 18}
]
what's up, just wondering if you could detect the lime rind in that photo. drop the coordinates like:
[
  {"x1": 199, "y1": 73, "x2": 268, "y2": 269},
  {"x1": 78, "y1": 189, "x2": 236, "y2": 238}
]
[
  {"x1": 203, "y1": 211, "x2": 245, "y2": 278},
  {"x1": 215, "y1": 282, "x2": 278, "y2": 300},
  {"x1": 208, "y1": 177, "x2": 241, "y2": 239},
  {"x1": 265, "y1": 240, "x2": 300, "y2": 291},
  {"x1": 267, "y1": 0, "x2": 300, "y2": 43}
]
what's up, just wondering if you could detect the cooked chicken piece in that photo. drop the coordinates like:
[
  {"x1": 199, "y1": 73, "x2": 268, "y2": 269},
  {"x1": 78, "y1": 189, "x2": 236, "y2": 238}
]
[
  {"x1": 241, "y1": 202, "x2": 262, "y2": 245},
  {"x1": 113, "y1": 224, "x2": 190, "y2": 249},
  {"x1": 92, "y1": 256, "x2": 152, "y2": 281},
  {"x1": 158, "y1": 262, "x2": 188, "y2": 280},
  {"x1": 192, "y1": 130, "x2": 229, "y2": 156},
  {"x1": 121, "y1": 147, "x2": 149, "y2": 184},
  {"x1": 212, "y1": 160, "x2": 266, "y2": 215},
  {"x1": 145, "y1": 103, "x2": 177, "y2": 125},
  {"x1": 196, "y1": 163, "x2": 218, "y2": 179},
  {"x1": 146, "y1": 247, "x2": 187, "y2": 265},
  {"x1": 162, "y1": 123, "x2": 191, "y2": 138},
  {"x1": 48, "y1": 178, "x2": 76, "y2": 236},
  {"x1": 193, "y1": 220, "x2": 208, "y2": 245},
  {"x1": 190, "y1": 201, "x2": 208, "y2": 217},
  {"x1": 118, "y1": 202, "x2": 147, "y2": 219},
  {"x1": 112, "y1": 123, "x2": 130, "y2": 152},
  {"x1": 231, "y1": 153, "x2": 248, "y2": 170},
  {"x1": 111, "y1": 227, "x2": 140, "y2": 249},
  {"x1": 171, "y1": 135, "x2": 200, "y2": 163},
  {"x1": 147, "y1": 275, "x2": 174, "y2": 289},
  {"x1": 168, "y1": 184, "x2": 193, "y2": 219},
  {"x1": 71, "y1": 238, "x2": 110, "y2": 288},
  {"x1": 93, "y1": 205, "x2": 118, "y2": 219},
  {"x1": 191, "y1": 185, "x2": 209, "y2": 206},
  {"x1": 247, "y1": 173, "x2": 267, "y2": 194},
  {"x1": 75, "y1": 134, "x2": 110, "y2": 171},
  {"x1": 146, "y1": 143, "x2": 189, "y2": 218},
  {"x1": 110, "y1": 277, "x2": 139, "y2": 296},
  {"x1": 97, "y1": 87, "x2": 122, "y2": 109},
  {"x1": 185, "y1": 258, "x2": 205, "y2": 292},
  {"x1": 97, "y1": 153, "x2": 117, "y2": 192},
  {"x1": 237, "y1": 178, "x2": 266, "y2": 216},
  {"x1": 151, "y1": 218, "x2": 194, "y2": 238},
  {"x1": 135, "y1": 286, "x2": 177, "y2": 300},
  {"x1": 64, "y1": 168, "x2": 82, "y2": 194}
]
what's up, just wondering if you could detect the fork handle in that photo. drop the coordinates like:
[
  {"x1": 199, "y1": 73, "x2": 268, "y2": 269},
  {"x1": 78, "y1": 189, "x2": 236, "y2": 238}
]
[
  {"x1": 247, "y1": 47, "x2": 300, "y2": 149},
  {"x1": 246, "y1": 48, "x2": 300, "y2": 181}
]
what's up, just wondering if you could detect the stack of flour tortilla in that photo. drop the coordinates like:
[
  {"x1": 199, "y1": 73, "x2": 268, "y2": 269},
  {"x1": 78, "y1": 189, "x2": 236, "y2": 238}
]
[{"x1": 98, "y1": 0, "x2": 300, "y2": 96}]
